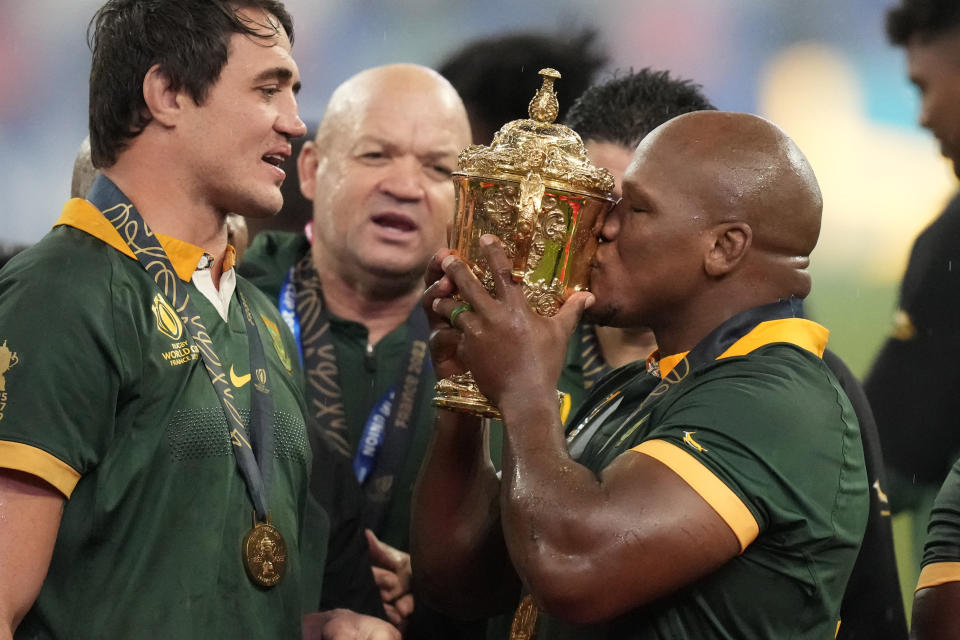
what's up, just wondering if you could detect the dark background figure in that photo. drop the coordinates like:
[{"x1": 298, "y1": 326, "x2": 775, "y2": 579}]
[
  {"x1": 438, "y1": 29, "x2": 608, "y2": 145},
  {"x1": 874, "y1": 0, "x2": 960, "y2": 636},
  {"x1": 867, "y1": 0, "x2": 960, "y2": 574}
]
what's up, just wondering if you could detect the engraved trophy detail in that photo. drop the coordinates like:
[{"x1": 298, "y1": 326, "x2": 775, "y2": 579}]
[{"x1": 433, "y1": 68, "x2": 617, "y2": 419}]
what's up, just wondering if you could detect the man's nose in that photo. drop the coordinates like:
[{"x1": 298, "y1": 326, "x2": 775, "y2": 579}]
[
  {"x1": 381, "y1": 156, "x2": 426, "y2": 201},
  {"x1": 278, "y1": 96, "x2": 308, "y2": 139},
  {"x1": 599, "y1": 199, "x2": 623, "y2": 242}
]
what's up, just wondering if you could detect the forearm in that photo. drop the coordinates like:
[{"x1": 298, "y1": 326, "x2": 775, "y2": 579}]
[
  {"x1": 498, "y1": 392, "x2": 607, "y2": 592},
  {"x1": 0, "y1": 469, "x2": 64, "y2": 638},
  {"x1": 411, "y1": 410, "x2": 518, "y2": 618}
]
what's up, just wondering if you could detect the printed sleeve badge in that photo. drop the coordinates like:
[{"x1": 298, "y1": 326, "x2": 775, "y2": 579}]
[{"x1": 0, "y1": 339, "x2": 19, "y2": 421}]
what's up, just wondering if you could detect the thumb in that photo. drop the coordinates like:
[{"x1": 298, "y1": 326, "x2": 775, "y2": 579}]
[
  {"x1": 555, "y1": 291, "x2": 594, "y2": 337},
  {"x1": 365, "y1": 528, "x2": 401, "y2": 569}
]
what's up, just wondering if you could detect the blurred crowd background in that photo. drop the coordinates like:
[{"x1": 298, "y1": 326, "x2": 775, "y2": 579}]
[{"x1": 1, "y1": 0, "x2": 955, "y2": 610}]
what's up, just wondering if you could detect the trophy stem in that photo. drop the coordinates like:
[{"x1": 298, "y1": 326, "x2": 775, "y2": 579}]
[{"x1": 433, "y1": 371, "x2": 503, "y2": 419}]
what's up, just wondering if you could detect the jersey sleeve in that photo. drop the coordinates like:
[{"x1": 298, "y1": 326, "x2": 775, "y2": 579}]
[
  {"x1": 630, "y1": 348, "x2": 866, "y2": 554},
  {"x1": 0, "y1": 237, "x2": 126, "y2": 496},
  {"x1": 917, "y1": 460, "x2": 960, "y2": 590}
]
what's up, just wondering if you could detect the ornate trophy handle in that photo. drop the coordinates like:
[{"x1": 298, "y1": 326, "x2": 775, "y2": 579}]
[{"x1": 513, "y1": 172, "x2": 545, "y2": 281}]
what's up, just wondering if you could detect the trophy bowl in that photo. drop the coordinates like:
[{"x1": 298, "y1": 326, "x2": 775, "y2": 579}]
[{"x1": 433, "y1": 68, "x2": 616, "y2": 419}]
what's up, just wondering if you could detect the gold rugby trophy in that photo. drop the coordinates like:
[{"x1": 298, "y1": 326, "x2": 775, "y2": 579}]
[{"x1": 433, "y1": 68, "x2": 617, "y2": 419}]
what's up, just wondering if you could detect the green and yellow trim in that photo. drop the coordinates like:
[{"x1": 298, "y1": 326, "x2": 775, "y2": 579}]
[
  {"x1": 717, "y1": 318, "x2": 828, "y2": 360},
  {"x1": 657, "y1": 317, "x2": 828, "y2": 378},
  {"x1": 632, "y1": 439, "x2": 759, "y2": 552},
  {"x1": 916, "y1": 562, "x2": 960, "y2": 591},
  {"x1": 0, "y1": 441, "x2": 81, "y2": 498},
  {"x1": 55, "y1": 199, "x2": 236, "y2": 281}
]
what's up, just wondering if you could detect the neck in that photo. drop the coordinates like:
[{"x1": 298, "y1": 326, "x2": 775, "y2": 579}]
[
  {"x1": 312, "y1": 260, "x2": 420, "y2": 346},
  {"x1": 593, "y1": 326, "x2": 657, "y2": 368},
  {"x1": 103, "y1": 162, "x2": 229, "y2": 287}
]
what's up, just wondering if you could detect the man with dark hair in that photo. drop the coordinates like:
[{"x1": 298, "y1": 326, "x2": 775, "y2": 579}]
[
  {"x1": 561, "y1": 70, "x2": 906, "y2": 640},
  {"x1": 875, "y1": 1, "x2": 960, "y2": 636},
  {"x1": 0, "y1": 2, "x2": 396, "y2": 638},
  {"x1": 438, "y1": 30, "x2": 608, "y2": 145},
  {"x1": 413, "y1": 111, "x2": 868, "y2": 639}
]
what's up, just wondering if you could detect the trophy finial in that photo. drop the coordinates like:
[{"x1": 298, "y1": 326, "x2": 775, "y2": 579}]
[{"x1": 528, "y1": 68, "x2": 561, "y2": 123}]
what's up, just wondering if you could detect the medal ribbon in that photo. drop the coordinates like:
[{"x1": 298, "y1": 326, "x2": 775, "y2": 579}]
[
  {"x1": 88, "y1": 175, "x2": 275, "y2": 522},
  {"x1": 284, "y1": 253, "x2": 431, "y2": 532}
]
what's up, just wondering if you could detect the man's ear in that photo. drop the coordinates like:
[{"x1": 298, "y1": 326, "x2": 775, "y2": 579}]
[
  {"x1": 298, "y1": 140, "x2": 322, "y2": 201},
  {"x1": 704, "y1": 221, "x2": 752, "y2": 277},
  {"x1": 142, "y1": 64, "x2": 185, "y2": 128}
]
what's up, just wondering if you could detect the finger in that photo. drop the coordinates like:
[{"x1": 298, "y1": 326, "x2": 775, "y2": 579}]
[
  {"x1": 371, "y1": 568, "x2": 404, "y2": 601},
  {"x1": 428, "y1": 327, "x2": 468, "y2": 378},
  {"x1": 477, "y1": 234, "x2": 524, "y2": 303},
  {"x1": 432, "y1": 297, "x2": 475, "y2": 330},
  {"x1": 365, "y1": 529, "x2": 396, "y2": 570},
  {"x1": 555, "y1": 291, "x2": 595, "y2": 338},
  {"x1": 393, "y1": 594, "x2": 415, "y2": 618},
  {"x1": 424, "y1": 249, "x2": 455, "y2": 291},
  {"x1": 423, "y1": 276, "x2": 457, "y2": 324},
  {"x1": 382, "y1": 603, "x2": 403, "y2": 627},
  {"x1": 439, "y1": 254, "x2": 494, "y2": 314}
]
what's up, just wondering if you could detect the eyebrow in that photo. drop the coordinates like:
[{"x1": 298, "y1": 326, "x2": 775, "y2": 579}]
[{"x1": 254, "y1": 67, "x2": 301, "y2": 94}]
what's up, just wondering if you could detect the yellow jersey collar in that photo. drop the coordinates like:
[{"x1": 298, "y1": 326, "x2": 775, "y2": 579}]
[
  {"x1": 658, "y1": 317, "x2": 828, "y2": 378},
  {"x1": 54, "y1": 198, "x2": 236, "y2": 281}
]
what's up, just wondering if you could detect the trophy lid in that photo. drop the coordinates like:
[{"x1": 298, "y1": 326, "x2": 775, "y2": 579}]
[{"x1": 455, "y1": 68, "x2": 615, "y2": 200}]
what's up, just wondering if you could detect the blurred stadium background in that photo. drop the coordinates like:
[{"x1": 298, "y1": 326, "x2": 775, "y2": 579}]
[{"x1": 1, "y1": 0, "x2": 955, "y2": 612}]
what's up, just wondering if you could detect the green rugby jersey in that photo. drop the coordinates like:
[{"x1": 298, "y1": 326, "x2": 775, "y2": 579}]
[
  {"x1": 534, "y1": 317, "x2": 868, "y2": 639},
  {"x1": 240, "y1": 231, "x2": 436, "y2": 550},
  {"x1": 0, "y1": 199, "x2": 316, "y2": 639},
  {"x1": 917, "y1": 457, "x2": 960, "y2": 591}
]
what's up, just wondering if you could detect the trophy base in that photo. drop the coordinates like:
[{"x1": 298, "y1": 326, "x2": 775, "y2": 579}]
[{"x1": 433, "y1": 373, "x2": 502, "y2": 419}]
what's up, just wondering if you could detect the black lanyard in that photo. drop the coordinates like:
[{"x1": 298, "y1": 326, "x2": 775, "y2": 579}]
[
  {"x1": 288, "y1": 252, "x2": 430, "y2": 532},
  {"x1": 88, "y1": 175, "x2": 275, "y2": 522}
]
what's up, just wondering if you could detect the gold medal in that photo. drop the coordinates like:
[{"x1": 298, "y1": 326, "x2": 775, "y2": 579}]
[
  {"x1": 242, "y1": 516, "x2": 287, "y2": 588},
  {"x1": 509, "y1": 594, "x2": 540, "y2": 640}
]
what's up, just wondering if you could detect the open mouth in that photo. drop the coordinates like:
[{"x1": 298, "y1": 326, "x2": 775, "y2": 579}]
[
  {"x1": 262, "y1": 154, "x2": 285, "y2": 168},
  {"x1": 372, "y1": 213, "x2": 418, "y2": 233}
]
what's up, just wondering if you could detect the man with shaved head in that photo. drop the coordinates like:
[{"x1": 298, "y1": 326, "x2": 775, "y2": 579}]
[
  {"x1": 413, "y1": 111, "x2": 869, "y2": 639},
  {"x1": 240, "y1": 63, "x2": 472, "y2": 635}
]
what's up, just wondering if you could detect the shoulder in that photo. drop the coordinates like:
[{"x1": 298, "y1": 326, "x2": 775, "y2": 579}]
[
  {"x1": 0, "y1": 226, "x2": 120, "y2": 312},
  {"x1": 237, "y1": 231, "x2": 310, "y2": 301},
  {"x1": 661, "y1": 344, "x2": 858, "y2": 445}
]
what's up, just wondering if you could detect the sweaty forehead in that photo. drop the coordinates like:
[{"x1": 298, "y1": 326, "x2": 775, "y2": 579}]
[{"x1": 345, "y1": 89, "x2": 468, "y2": 148}]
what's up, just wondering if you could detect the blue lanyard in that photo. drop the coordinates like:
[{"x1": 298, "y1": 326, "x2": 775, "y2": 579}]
[
  {"x1": 278, "y1": 267, "x2": 303, "y2": 367},
  {"x1": 280, "y1": 262, "x2": 430, "y2": 489}
]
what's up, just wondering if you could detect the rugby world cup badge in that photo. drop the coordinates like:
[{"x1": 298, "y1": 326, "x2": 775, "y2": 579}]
[
  {"x1": 152, "y1": 294, "x2": 183, "y2": 340},
  {"x1": 260, "y1": 315, "x2": 292, "y2": 374}
]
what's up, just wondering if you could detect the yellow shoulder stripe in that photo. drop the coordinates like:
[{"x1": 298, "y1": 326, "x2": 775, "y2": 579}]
[
  {"x1": 718, "y1": 318, "x2": 828, "y2": 360},
  {"x1": 55, "y1": 198, "x2": 206, "y2": 282},
  {"x1": 916, "y1": 562, "x2": 960, "y2": 591},
  {"x1": 0, "y1": 440, "x2": 81, "y2": 498},
  {"x1": 656, "y1": 317, "x2": 829, "y2": 378},
  {"x1": 631, "y1": 439, "x2": 759, "y2": 552}
]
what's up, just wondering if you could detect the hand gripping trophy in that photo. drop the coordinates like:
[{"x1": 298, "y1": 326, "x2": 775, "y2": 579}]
[{"x1": 433, "y1": 68, "x2": 616, "y2": 418}]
